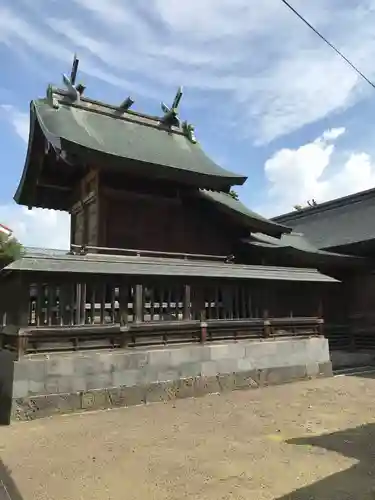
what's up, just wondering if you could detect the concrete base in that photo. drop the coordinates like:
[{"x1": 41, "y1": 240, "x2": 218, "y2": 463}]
[{"x1": 0, "y1": 337, "x2": 332, "y2": 423}]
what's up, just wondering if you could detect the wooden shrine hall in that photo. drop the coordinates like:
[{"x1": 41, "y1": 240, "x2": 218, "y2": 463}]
[
  {"x1": 0, "y1": 56, "x2": 356, "y2": 356},
  {"x1": 274, "y1": 190, "x2": 375, "y2": 354}
]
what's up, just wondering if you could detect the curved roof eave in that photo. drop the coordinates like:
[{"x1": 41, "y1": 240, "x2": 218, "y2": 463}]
[
  {"x1": 13, "y1": 101, "x2": 38, "y2": 206},
  {"x1": 199, "y1": 190, "x2": 291, "y2": 237}
]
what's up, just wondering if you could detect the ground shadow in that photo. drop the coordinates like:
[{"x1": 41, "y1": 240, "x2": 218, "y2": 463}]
[
  {"x1": 276, "y1": 422, "x2": 375, "y2": 499},
  {"x1": 0, "y1": 457, "x2": 24, "y2": 500}
]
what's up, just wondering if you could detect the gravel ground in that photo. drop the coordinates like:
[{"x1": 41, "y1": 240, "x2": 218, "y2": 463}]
[{"x1": 1, "y1": 374, "x2": 375, "y2": 499}]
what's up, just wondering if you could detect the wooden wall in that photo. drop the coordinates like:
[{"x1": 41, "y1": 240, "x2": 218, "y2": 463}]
[
  {"x1": 68, "y1": 169, "x2": 249, "y2": 257},
  {"x1": 70, "y1": 169, "x2": 100, "y2": 248},
  {"x1": 103, "y1": 190, "x2": 236, "y2": 255}
]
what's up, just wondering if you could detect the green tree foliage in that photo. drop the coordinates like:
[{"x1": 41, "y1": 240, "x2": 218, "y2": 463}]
[
  {"x1": 0, "y1": 233, "x2": 23, "y2": 269},
  {"x1": 229, "y1": 190, "x2": 239, "y2": 201}
]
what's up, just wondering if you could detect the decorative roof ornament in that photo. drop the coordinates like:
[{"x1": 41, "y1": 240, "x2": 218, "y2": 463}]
[
  {"x1": 161, "y1": 87, "x2": 197, "y2": 143},
  {"x1": 46, "y1": 84, "x2": 59, "y2": 109},
  {"x1": 161, "y1": 86, "x2": 183, "y2": 127},
  {"x1": 118, "y1": 96, "x2": 135, "y2": 112},
  {"x1": 45, "y1": 54, "x2": 85, "y2": 109},
  {"x1": 62, "y1": 54, "x2": 85, "y2": 102},
  {"x1": 182, "y1": 121, "x2": 197, "y2": 144}
]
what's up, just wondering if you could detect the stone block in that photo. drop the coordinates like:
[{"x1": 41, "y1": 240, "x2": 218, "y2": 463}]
[
  {"x1": 237, "y1": 358, "x2": 254, "y2": 372},
  {"x1": 157, "y1": 370, "x2": 179, "y2": 383},
  {"x1": 46, "y1": 356, "x2": 74, "y2": 377},
  {"x1": 201, "y1": 361, "x2": 219, "y2": 377},
  {"x1": 112, "y1": 370, "x2": 139, "y2": 388},
  {"x1": 12, "y1": 380, "x2": 28, "y2": 398},
  {"x1": 13, "y1": 360, "x2": 33, "y2": 382},
  {"x1": 85, "y1": 373, "x2": 113, "y2": 391},
  {"x1": 245, "y1": 341, "x2": 277, "y2": 359},
  {"x1": 145, "y1": 381, "x2": 176, "y2": 403},
  {"x1": 175, "y1": 378, "x2": 195, "y2": 399},
  {"x1": 12, "y1": 393, "x2": 82, "y2": 421},
  {"x1": 97, "y1": 353, "x2": 116, "y2": 373},
  {"x1": 193, "y1": 375, "x2": 220, "y2": 397},
  {"x1": 178, "y1": 362, "x2": 202, "y2": 379},
  {"x1": 137, "y1": 366, "x2": 159, "y2": 386},
  {"x1": 259, "y1": 365, "x2": 307, "y2": 386},
  {"x1": 27, "y1": 360, "x2": 47, "y2": 383},
  {"x1": 169, "y1": 347, "x2": 194, "y2": 366},
  {"x1": 108, "y1": 385, "x2": 146, "y2": 407},
  {"x1": 195, "y1": 345, "x2": 212, "y2": 362},
  {"x1": 215, "y1": 358, "x2": 240, "y2": 375},
  {"x1": 227, "y1": 343, "x2": 246, "y2": 359},
  {"x1": 81, "y1": 389, "x2": 111, "y2": 411},
  {"x1": 233, "y1": 370, "x2": 259, "y2": 390},
  {"x1": 306, "y1": 362, "x2": 320, "y2": 378},
  {"x1": 71, "y1": 376, "x2": 87, "y2": 393},
  {"x1": 147, "y1": 349, "x2": 171, "y2": 367},
  {"x1": 209, "y1": 344, "x2": 230, "y2": 361},
  {"x1": 216, "y1": 373, "x2": 235, "y2": 392},
  {"x1": 319, "y1": 361, "x2": 333, "y2": 377},
  {"x1": 121, "y1": 351, "x2": 149, "y2": 371},
  {"x1": 28, "y1": 380, "x2": 46, "y2": 395},
  {"x1": 44, "y1": 377, "x2": 60, "y2": 394},
  {"x1": 73, "y1": 355, "x2": 102, "y2": 377},
  {"x1": 306, "y1": 338, "x2": 330, "y2": 364}
]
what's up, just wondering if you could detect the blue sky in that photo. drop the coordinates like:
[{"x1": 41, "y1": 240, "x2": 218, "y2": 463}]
[{"x1": 2, "y1": 0, "x2": 375, "y2": 248}]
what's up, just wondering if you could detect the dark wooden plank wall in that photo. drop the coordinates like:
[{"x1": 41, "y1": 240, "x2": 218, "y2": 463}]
[
  {"x1": 69, "y1": 168, "x2": 241, "y2": 255},
  {"x1": 70, "y1": 169, "x2": 100, "y2": 247},
  {"x1": 103, "y1": 192, "x2": 236, "y2": 255}
]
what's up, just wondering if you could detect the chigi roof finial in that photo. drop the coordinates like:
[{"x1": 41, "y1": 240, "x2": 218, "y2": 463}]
[
  {"x1": 161, "y1": 86, "x2": 197, "y2": 143},
  {"x1": 161, "y1": 86, "x2": 183, "y2": 127},
  {"x1": 46, "y1": 53, "x2": 86, "y2": 109},
  {"x1": 62, "y1": 54, "x2": 86, "y2": 101}
]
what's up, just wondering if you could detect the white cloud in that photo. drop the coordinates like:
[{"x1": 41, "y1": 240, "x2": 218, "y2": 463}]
[
  {"x1": 3, "y1": 1, "x2": 375, "y2": 142},
  {"x1": 260, "y1": 127, "x2": 375, "y2": 216},
  {"x1": 0, "y1": 105, "x2": 29, "y2": 142},
  {"x1": 322, "y1": 127, "x2": 346, "y2": 141},
  {"x1": 0, "y1": 204, "x2": 70, "y2": 249}
]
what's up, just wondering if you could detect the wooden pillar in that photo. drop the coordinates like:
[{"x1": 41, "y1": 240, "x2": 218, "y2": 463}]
[
  {"x1": 119, "y1": 282, "x2": 129, "y2": 348},
  {"x1": 183, "y1": 284, "x2": 191, "y2": 320},
  {"x1": 317, "y1": 297, "x2": 324, "y2": 336},
  {"x1": 263, "y1": 309, "x2": 271, "y2": 338},
  {"x1": 134, "y1": 284, "x2": 144, "y2": 323},
  {"x1": 75, "y1": 283, "x2": 86, "y2": 325}
]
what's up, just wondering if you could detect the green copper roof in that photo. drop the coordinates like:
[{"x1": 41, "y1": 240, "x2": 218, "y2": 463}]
[
  {"x1": 199, "y1": 190, "x2": 291, "y2": 237},
  {"x1": 273, "y1": 188, "x2": 375, "y2": 250},
  {"x1": 245, "y1": 232, "x2": 365, "y2": 267},
  {"x1": 15, "y1": 93, "x2": 247, "y2": 207},
  {"x1": 3, "y1": 250, "x2": 338, "y2": 283}
]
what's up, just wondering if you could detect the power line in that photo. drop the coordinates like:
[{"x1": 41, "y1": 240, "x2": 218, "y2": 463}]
[{"x1": 279, "y1": 0, "x2": 375, "y2": 91}]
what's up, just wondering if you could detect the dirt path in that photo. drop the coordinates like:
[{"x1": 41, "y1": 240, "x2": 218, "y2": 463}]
[{"x1": 1, "y1": 374, "x2": 375, "y2": 499}]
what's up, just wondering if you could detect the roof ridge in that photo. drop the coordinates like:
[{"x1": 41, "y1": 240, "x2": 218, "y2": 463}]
[
  {"x1": 43, "y1": 90, "x2": 188, "y2": 137},
  {"x1": 273, "y1": 186, "x2": 375, "y2": 222},
  {"x1": 52, "y1": 87, "x2": 164, "y2": 123}
]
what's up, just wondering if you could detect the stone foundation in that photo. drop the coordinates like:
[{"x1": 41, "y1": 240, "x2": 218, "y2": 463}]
[{"x1": 0, "y1": 337, "x2": 332, "y2": 423}]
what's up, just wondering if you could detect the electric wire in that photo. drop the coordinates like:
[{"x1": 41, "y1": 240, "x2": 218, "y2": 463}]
[{"x1": 280, "y1": 0, "x2": 375, "y2": 90}]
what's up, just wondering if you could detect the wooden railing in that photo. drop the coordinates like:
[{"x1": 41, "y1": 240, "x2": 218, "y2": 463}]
[
  {"x1": 325, "y1": 314, "x2": 375, "y2": 351},
  {"x1": 0, "y1": 275, "x2": 324, "y2": 356},
  {"x1": 1, "y1": 317, "x2": 323, "y2": 355}
]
